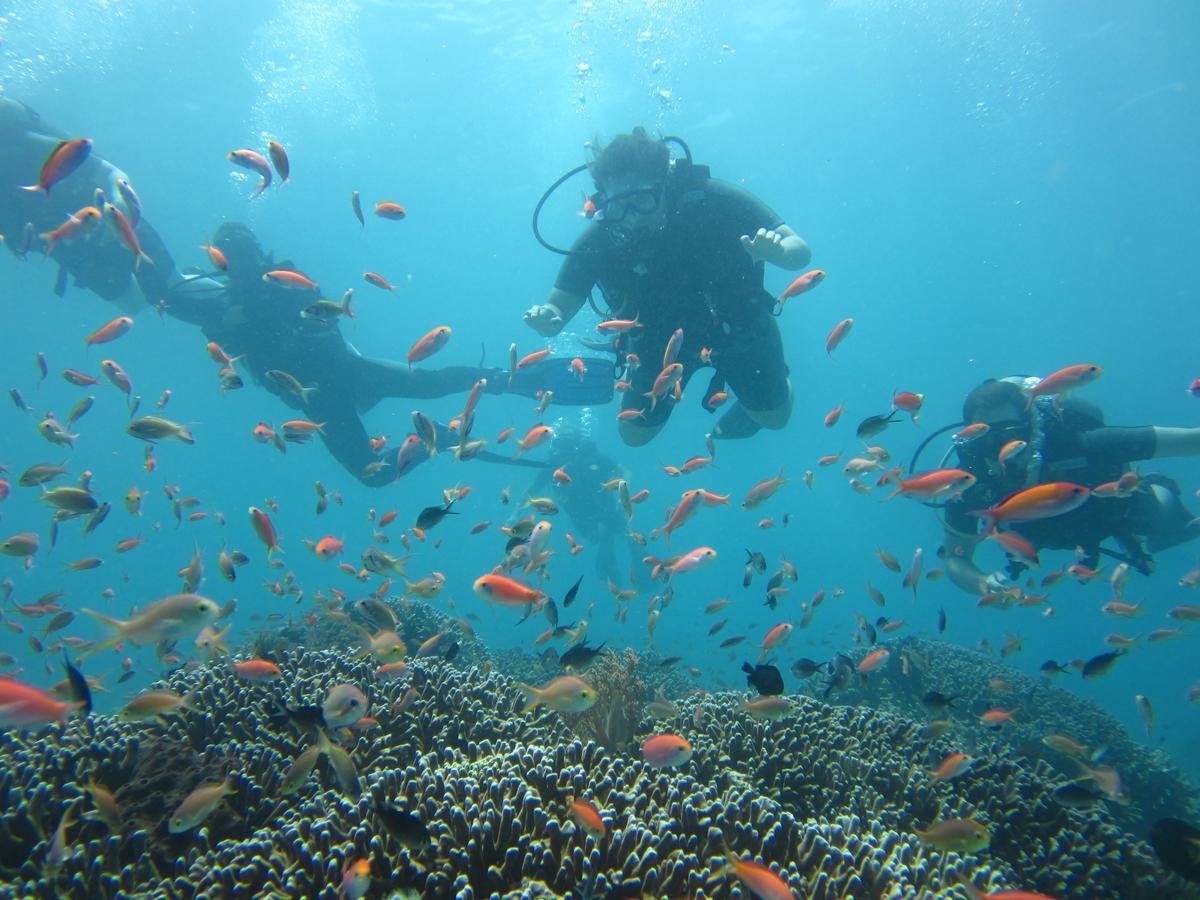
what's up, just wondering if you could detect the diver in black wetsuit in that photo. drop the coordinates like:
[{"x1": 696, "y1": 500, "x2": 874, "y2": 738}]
[
  {"x1": 525, "y1": 127, "x2": 813, "y2": 446},
  {"x1": 519, "y1": 424, "x2": 637, "y2": 584},
  {"x1": 2, "y1": 98, "x2": 614, "y2": 486},
  {"x1": 939, "y1": 377, "x2": 1200, "y2": 595}
]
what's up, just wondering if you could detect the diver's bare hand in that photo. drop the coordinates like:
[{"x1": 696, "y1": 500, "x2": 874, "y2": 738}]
[
  {"x1": 740, "y1": 227, "x2": 788, "y2": 265},
  {"x1": 524, "y1": 303, "x2": 563, "y2": 337}
]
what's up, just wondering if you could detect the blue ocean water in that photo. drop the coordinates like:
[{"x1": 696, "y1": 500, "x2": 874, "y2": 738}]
[{"x1": 1, "y1": 0, "x2": 1197, "y2": 836}]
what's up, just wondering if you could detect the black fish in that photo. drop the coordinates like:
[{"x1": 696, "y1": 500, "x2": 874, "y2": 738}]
[
  {"x1": 855, "y1": 410, "x2": 899, "y2": 441},
  {"x1": 375, "y1": 803, "x2": 431, "y2": 851},
  {"x1": 920, "y1": 690, "x2": 959, "y2": 711},
  {"x1": 560, "y1": 641, "x2": 606, "y2": 670},
  {"x1": 270, "y1": 703, "x2": 326, "y2": 734},
  {"x1": 117, "y1": 670, "x2": 137, "y2": 684},
  {"x1": 1150, "y1": 818, "x2": 1200, "y2": 883},
  {"x1": 444, "y1": 641, "x2": 460, "y2": 662},
  {"x1": 415, "y1": 500, "x2": 458, "y2": 531},
  {"x1": 1052, "y1": 781, "x2": 1105, "y2": 809},
  {"x1": 61, "y1": 652, "x2": 92, "y2": 715},
  {"x1": 9, "y1": 388, "x2": 30, "y2": 412},
  {"x1": 937, "y1": 608, "x2": 946, "y2": 633},
  {"x1": 860, "y1": 621, "x2": 877, "y2": 646},
  {"x1": 543, "y1": 599, "x2": 559, "y2": 628},
  {"x1": 742, "y1": 662, "x2": 784, "y2": 696},
  {"x1": 83, "y1": 501, "x2": 111, "y2": 537},
  {"x1": 1081, "y1": 649, "x2": 1125, "y2": 679},
  {"x1": 1040, "y1": 659, "x2": 1068, "y2": 677},
  {"x1": 504, "y1": 535, "x2": 529, "y2": 554},
  {"x1": 659, "y1": 656, "x2": 683, "y2": 668},
  {"x1": 562, "y1": 575, "x2": 583, "y2": 608},
  {"x1": 745, "y1": 550, "x2": 767, "y2": 574},
  {"x1": 790, "y1": 658, "x2": 821, "y2": 678},
  {"x1": 763, "y1": 594, "x2": 777, "y2": 610},
  {"x1": 720, "y1": 636, "x2": 746, "y2": 649}
]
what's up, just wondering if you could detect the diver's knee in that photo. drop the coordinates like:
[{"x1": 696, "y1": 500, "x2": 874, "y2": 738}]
[
  {"x1": 743, "y1": 379, "x2": 793, "y2": 430},
  {"x1": 619, "y1": 418, "x2": 664, "y2": 447}
]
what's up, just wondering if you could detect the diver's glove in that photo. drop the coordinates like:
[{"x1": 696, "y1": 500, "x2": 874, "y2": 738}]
[
  {"x1": 739, "y1": 227, "x2": 790, "y2": 266},
  {"x1": 524, "y1": 303, "x2": 564, "y2": 337}
]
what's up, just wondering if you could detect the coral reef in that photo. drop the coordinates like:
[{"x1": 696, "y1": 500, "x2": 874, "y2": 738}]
[
  {"x1": 0, "y1": 628, "x2": 1196, "y2": 898},
  {"x1": 817, "y1": 636, "x2": 1200, "y2": 831}
]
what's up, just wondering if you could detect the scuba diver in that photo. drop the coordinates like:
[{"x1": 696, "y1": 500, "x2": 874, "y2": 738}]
[
  {"x1": 525, "y1": 127, "x2": 812, "y2": 446},
  {"x1": 517, "y1": 423, "x2": 638, "y2": 584},
  {"x1": 933, "y1": 376, "x2": 1200, "y2": 595},
  {"x1": 1, "y1": 97, "x2": 613, "y2": 486}
]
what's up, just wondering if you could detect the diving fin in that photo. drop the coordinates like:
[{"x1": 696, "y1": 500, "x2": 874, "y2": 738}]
[{"x1": 506, "y1": 356, "x2": 614, "y2": 406}]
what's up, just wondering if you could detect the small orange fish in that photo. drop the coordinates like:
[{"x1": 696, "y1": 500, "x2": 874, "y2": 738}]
[
  {"x1": 85, "y1": 316, "x2": 134, "y2": 347},
  {"x1": 103, "y1": 203, "x2": 153, "y2": 270},
  {"x1": 408, "y1": 326, "x2": 452, "y2": 366},
  {"x1": 363, "y1": 271, "x2": 395, "y2": 291},
  {"x1": 263, "y1": 269, "x2": 317, "y2": 291},
  {"x1": 706, "y1": 391, "x2": 729, "y2": 409},
  {"x1": 885, "y1": 469, "x2": 975, "y2": 502},
  {"x1": 1026, "y1": 364, "x2": 1103, "y2": 399},
  {"x1": 517, "y1": 348, "x2": 552, "y2": 369},
  {"x1": 514, "y1": 424, "x2": 553, "y2": 457},
  {"x1": 22, "y1": 138, "x2": 93, "y2": 195},
  {"x1": 824, "y1": 402, "x2": 844, "y2": 428},
  {"x1": 249, "y1": 506, "x2": 281, "y2": 558},
  {"x1": 777, "y1": 268, "x2": 826, "y2": 306},
  {"x1": 979, "y1": 708, "x2": 1017, "y2": 729},
  {"x1": 227, "y1": 149, "x2": 272, "y2": 194},
  {"x1": 742, "y1": 468, "x2": 786, "y2": 510},
  {"x1": 41, "y1": 205, "x2": 102, "y2": 256},
  {"x1": 596, "y1": 316, "x2": 642, "y2": 334},
  {"x1": 954, "y1": 422, "x2": 991, "y2": 443},
  {"x1": 971, "y1": 483, "x2": 1090, "y2": 530},
  {"x1": 314, "y1": 536, "x2": 344, "y2": 560},
  {"x1": 200, "y1": 243, "x2": 228, "y2": 271},
  {"x1": 266, "y1": 140, "x2": 290, "y2": 182},
  {"x1": 825, "y1": 317, "x2": 853, "y2": 355},
  {"x1": 232, "y1": 659, "x2": 282, "y2": 682},
  {"x1": 374, "y1": 201, "x2": 407, "y2": 220},
  {"x1": 857, "y1": 648, "x2": 890, "y2": 673},
  {"x1": 570, "y1": 799, "x2": 606, "y2": 837},
  {"x1": 569, "y1": 357, "x2": 586, "y2": 380}
]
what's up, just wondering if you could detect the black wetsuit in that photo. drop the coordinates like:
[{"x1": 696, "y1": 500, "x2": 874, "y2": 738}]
[
  {"x1": 554, "y1": 166, "x2": 789, "y2": 429},
  {"x1": 3, "y1": 99, "x2": 613, "y2": 487},
  {"x1": 945, "y1": 398, "x2": 1160, "y2": 571}
]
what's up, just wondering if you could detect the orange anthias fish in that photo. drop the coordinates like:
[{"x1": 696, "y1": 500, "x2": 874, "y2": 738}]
[
  {"x1": 85, "y1": 316, "x2": 134, "y2": 347},
  {"x1": 569, "y1": 799, "x2": 605, "y2": 837},
  {"x1": 408, "y1": 326, "x2": 452, "y2": 366},
  {"x1": 892, "y1": 390, "x2": 924, "y2": 422},
  {"x1": 824, "y1": 402, "x2": 844, "y2": 428},
  {"x1": 103, "y1": 203, "x2": 153, "y2": 270},
  {"x1": 1025, "y1": 364, "x2": 1103, "y2": 400},
  {"x1": 473, "y1": 574, "x2": 545, "y2": 609},
  {"x1": 742, "y1": 468, "x2": 787, "y2": 510},
  {"x1": 777, "y1": 268, "x2": 826, "y2": 306},
  {"x1": 825, "y1": 317, "x2": 854, "y2": 355},
  {"x1": 267, "y1": 140, "x2": 290, "y2": 182},
  {"x1": 21, "y1": 138, "x2": 93, "y2": 195},
  {"x1": 885, "y1": 469, "x2": 975, "y2": 502},
  {"x1": 723, "y1": 855, "x2": 793, "y2": 900},
  {"x1": 249, "y1": 506, "x2": 282, "y2": 559},
  {"x1": 375, "y1": 201, "x2": 407, "y2": 220},
  {"x1": 232, "y1": 659, "x2": 282, "y2": 682},
  {"x1": 514, "y1": 424, "x2": 553, "y2": 458},
  {"x1": 227, "y1": 149, "x2": 272, "y2": 194},
  {"x1": 596, "y1": 315, "x2": 642, "y2": 334},
  {"x1": 41, "y1": 205, "x2": 102, "y2": 256},
  {"x1": 0, "y1": 677, "x2": 84, "y2": 727},
  {"x1": 857, "y1": 648, "x2": 890, "y2": 673},
  {"x1": 971, "y1": 483, "x2": 1091, "y2": 531},
  {"x1": 263, "y1": 269, "x2": 317, "y2": 291},
  {"x1": 363, "y1": 271, "x2": 395, "y2": 291}
]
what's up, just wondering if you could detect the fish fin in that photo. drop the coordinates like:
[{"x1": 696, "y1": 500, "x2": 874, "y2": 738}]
[{"x1": 517, "y1": 683, "x2": 543, "y2": 713}]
